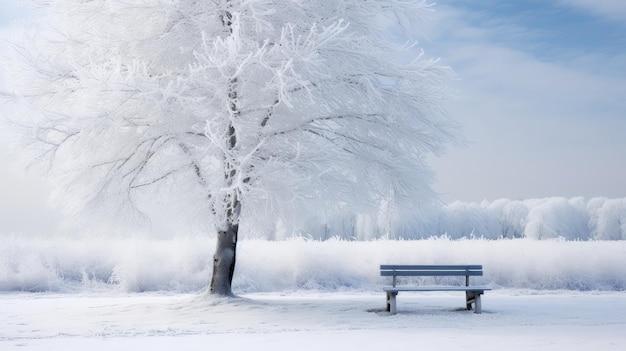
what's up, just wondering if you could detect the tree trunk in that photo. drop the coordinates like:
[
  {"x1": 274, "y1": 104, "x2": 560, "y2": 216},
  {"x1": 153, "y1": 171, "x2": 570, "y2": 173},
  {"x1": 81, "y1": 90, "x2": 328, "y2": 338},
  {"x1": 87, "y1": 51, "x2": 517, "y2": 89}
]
[
  {"x1": 209, "y1": 222, "x2": 238, "y2": 296},
  {"x1": 209, "y1": 4, "x2": 240, "y2": 297}
]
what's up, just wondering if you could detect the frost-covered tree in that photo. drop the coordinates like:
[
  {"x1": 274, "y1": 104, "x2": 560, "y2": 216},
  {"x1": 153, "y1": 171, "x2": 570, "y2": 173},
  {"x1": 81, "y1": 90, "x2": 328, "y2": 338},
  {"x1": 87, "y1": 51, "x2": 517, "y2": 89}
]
[{"x1": 2, "y1": 0, "x2": 457, "y2": 296}]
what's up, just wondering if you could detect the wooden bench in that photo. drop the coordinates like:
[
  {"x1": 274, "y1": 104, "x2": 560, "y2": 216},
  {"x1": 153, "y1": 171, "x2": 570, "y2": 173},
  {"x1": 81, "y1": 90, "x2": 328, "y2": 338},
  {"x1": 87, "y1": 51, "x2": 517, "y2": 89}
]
[{"x1": 380, "y1": 265, "x2": 491, "y2": 315}]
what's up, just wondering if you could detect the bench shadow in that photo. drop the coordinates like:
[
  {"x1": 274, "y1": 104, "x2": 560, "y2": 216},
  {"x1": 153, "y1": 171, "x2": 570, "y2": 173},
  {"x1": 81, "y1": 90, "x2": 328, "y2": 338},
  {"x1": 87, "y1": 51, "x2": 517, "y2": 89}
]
[
  {"x1": 367, "y1": 305, "x2": 490, "y2": 316},
  {"x1": 366, "y1": 307, "x2": 389, "y2": 316}
]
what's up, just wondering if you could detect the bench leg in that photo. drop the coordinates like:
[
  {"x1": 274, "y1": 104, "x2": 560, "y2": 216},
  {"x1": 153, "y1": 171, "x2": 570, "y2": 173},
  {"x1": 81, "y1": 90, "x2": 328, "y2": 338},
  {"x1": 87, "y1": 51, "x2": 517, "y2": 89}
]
[
  {"x1": 465, "y1": 291, "x2": 484, "y2": 313},
  {"x1": 386, "y1": 292, "x2": 398, "y2": 315},
  {"x1": 474, "y1": 293, "x2": 482, "y2": 314},
  {"x1": 465, "y1": 291, "x2": 472, "y2": 310}
]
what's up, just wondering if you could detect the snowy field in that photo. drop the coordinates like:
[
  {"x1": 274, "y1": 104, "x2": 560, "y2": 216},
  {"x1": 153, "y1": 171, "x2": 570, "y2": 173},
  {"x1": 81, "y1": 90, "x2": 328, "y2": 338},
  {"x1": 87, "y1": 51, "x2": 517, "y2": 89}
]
[
  {"x1": 2, "y1": 291, "x2": 626, "y2": 350},
  {"x1": 2, "y1": 237, "x2": 625, "y2": 350}
]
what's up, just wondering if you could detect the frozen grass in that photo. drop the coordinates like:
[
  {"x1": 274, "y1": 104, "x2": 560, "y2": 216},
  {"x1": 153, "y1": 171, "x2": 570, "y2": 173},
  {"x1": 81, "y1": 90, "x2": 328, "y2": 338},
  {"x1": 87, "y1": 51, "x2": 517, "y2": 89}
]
[{"x1": 1, "y1": 236, "x2": 624, "y2": 293}]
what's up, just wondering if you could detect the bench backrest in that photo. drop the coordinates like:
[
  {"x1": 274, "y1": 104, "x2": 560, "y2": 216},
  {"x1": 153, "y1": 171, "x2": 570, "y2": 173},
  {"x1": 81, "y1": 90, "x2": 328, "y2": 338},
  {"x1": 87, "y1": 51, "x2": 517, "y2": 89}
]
[{"x1": 380, "y1": 265, "x2": 483, "y2": 287}]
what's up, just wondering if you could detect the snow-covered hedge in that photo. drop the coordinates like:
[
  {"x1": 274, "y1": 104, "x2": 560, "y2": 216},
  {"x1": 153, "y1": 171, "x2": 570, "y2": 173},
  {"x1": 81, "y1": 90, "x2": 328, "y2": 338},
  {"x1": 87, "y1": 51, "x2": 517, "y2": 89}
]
[
  {"x1": 297, "y1": 197, "x2": 626, "y2": 241},
  {"x1": 1, "y1": 236, "x2": 624, "y2": 293}
]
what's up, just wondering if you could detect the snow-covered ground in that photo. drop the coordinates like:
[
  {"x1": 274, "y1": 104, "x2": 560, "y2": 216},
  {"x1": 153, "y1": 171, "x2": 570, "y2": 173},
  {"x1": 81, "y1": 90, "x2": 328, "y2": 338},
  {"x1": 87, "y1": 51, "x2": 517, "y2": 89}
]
[
  {"x1": 2, "y1": 291, "x2": 625, "y2": 350},
  {"x1": 2, "y1": 237, "x2": 625, "y2": 350}
]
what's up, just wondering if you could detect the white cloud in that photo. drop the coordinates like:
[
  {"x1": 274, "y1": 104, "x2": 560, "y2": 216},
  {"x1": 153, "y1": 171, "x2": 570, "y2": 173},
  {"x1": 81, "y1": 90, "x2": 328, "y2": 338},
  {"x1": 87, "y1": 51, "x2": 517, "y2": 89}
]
[
  {"x1": 425, "y1": 4, "x2": 626, "y2": 202},
  {"x1": 560, "y1": 0, "x2": 626, "y2": 22}
]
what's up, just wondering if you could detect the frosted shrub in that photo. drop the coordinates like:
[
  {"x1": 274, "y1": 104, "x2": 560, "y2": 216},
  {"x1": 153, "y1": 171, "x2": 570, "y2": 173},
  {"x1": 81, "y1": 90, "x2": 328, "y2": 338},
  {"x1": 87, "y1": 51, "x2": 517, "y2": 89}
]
[
  {"x1": 591, "y1": 198, "x2": 626, "y2": 240},
  {"x1": 523, "y1": 198, "x2": 590, "y2": 240},
  {"x1": 487, "y1": 199, "x2": 529, "y2": 238},
  {"x1": 438, "y1": 201, "x2": 502, "y2": 239}
]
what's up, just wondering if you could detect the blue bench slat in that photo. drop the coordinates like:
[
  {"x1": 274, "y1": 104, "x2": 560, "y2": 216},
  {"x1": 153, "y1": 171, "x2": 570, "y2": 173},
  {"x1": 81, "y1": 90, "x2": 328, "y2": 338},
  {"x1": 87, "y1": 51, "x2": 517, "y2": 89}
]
[
  {"x1": 380, "y1": 270, "x2": 483, "y2": 277},
  {"x1": 380, "y1": 265, "x2": 482, "y2": 270},
  {"x1": 384, "y1": 286, "x2": 490, "y2": 292}
]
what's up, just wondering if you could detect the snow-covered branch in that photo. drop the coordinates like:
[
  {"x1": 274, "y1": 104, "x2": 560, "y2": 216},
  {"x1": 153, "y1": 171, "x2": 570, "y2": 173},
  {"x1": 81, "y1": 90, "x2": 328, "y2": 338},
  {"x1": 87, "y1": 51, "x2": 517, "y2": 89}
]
[{"x1": 3, "y1": 0, "x2": 458, "y2": 241}]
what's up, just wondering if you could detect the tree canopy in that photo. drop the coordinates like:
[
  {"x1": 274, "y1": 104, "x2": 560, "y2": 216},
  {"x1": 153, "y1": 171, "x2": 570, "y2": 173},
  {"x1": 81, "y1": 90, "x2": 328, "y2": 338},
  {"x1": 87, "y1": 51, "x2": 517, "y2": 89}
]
[{"x1": 2, "y1": 0, "x2": 458, "y2": 294}]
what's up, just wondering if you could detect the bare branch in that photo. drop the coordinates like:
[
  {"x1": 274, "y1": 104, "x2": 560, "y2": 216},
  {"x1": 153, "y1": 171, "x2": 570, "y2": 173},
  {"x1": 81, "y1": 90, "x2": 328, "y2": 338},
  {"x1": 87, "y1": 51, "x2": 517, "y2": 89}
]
[{"x1": 265, "y1": 113, "x2": 385, "y2": 138}]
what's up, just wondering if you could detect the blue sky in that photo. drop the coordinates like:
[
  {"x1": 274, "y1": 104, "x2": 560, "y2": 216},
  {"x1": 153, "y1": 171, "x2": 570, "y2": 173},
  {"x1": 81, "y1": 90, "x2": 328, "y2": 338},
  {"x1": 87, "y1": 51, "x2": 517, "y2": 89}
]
[
  {"x1": 0, "y1": 0, "x2": 625, "y2": 234},
  {"x1": 423, "y1": 0, "x2": 626, "y2": 202}
]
